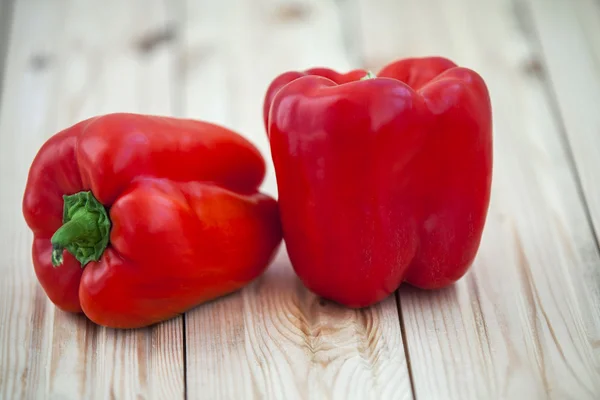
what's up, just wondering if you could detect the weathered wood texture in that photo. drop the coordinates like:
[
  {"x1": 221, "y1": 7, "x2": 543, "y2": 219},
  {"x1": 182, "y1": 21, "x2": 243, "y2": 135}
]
[
  {"x1": 525, "y1": 0, "x2": 600, "y2": 246},
  {"x1": 357, "y1": 0, "x2": 600, "y2": 398},
  {"x1": 0, "y1": 1, "x2": 184, "y2": 399},
  {"x1": 181, "y1": 1, "x2": 412, "y2": 399},
  {"x1": 1, "y1": 0, "x2": 599, "y2": 399}
]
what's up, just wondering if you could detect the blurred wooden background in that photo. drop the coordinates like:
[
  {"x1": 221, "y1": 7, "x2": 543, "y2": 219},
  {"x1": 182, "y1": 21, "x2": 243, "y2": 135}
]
[{"x1": 1, "y1": 0, "x2": 599, "y2": 399}]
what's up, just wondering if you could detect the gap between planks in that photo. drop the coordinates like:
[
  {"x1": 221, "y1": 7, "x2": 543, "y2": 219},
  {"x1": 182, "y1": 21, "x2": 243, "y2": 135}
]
[
  {"x1": 180, "y1": 0, "x2": 413, "y2": 399},
  {"x1": 358, "y1": 0, "x2": 600, "y2": 398}
]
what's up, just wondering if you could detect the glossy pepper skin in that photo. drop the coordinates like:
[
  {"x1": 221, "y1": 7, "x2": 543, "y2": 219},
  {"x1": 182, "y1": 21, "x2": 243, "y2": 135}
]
[
  {"x1": 23, "y1": 113, "x2": 282, "y2": 328},
  {"x1": 263, "y1": 57, "x2": 492, "y2": 308}
]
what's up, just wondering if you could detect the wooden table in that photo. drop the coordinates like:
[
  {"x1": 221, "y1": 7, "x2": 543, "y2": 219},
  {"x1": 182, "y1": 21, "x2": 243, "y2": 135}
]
[{"x1": 1, "y1": 0, "x2": 599, "y2": 399}]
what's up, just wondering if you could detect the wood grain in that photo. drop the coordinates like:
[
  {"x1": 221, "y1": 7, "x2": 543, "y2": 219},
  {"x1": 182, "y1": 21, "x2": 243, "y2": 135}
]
[
  {"x1": 2, "y1": 0, "x2": 600, "y2": 399},
  {"x1": 523, "y1": 0, "x2": 600, "y2": 253},
  {"x1": 357, "y1": 0, "x2": 600, "y2": 398},
  {"x1": 518, "y1": 0, "x2": 600, "y2": 368},
  {"x1": 0, "y1": 3, "x2": 64, "y2": 398},
  {"x1": 0, "y1": 1, "x2": 184, "y2": 399},
  {"x1": 181, "y1": 0, "x2": 412, "y2": 399}
]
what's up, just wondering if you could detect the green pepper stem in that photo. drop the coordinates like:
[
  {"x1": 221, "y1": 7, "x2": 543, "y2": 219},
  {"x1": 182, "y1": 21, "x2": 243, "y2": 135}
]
[
  {"x1": 360, "y1": 71, "x2": 376, "y2": 80},
  {"x1": 51, "y1": 209, "x2": 101, "y2": 266},
  {"x1": 50, "y1": 191, "x2": 111, "y2": 267}
]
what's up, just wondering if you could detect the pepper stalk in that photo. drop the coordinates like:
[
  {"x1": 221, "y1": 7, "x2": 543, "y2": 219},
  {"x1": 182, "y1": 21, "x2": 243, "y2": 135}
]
[{"x1": 50, "y1": 191, "x2": 111, "y2": 267}]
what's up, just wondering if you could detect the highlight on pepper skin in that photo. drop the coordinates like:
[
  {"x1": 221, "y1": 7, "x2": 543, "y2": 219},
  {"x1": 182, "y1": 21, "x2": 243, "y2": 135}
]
[
  {"x1": 22, "y1": 113, "x2": 283, "y2": 329},
  {"x1": 263, "y1": 56, "x2": 493, "y2": 308}
]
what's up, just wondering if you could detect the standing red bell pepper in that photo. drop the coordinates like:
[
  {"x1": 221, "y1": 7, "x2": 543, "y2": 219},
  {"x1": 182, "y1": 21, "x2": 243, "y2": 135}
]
[
  {"x1": 23, "y1": 113, "x2": 282, "y2": 328},
  {"x1": 263, "y1": 57, "x2": 492, "y2": 308}
]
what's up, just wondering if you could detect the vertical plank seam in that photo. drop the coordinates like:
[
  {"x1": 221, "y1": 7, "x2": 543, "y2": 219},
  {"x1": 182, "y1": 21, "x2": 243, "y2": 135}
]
[
  {"x1": 333, "y1": 0, "x2": 418, "y2": 398},
  {"x1": 517, "y1": 0, "x2": 600, "y2": 254},
  {"x1": 182, "y1": 315, "x2": 187, "y2": 400},
  {"x1": 397, "y1": 292, "x2": 417, "y2": 400},
  {"x1": 166, "y1": 0, "x2": 187, "y2": 398}
]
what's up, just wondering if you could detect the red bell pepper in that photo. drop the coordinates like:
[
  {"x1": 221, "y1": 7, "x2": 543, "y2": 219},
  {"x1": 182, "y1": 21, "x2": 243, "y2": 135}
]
[
  {"x1": 23, "y1": 113, "x2": 282, "y2": 328},
  {"x1": 263, "y1": 57, "x2": 492, "y2": 307}
]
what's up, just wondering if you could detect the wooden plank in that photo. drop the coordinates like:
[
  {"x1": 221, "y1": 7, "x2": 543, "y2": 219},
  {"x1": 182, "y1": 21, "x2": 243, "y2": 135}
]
[
  {"x1": 0, "y1": 0, "x2": 14, "y2": 106},
  {"x1": 518, "y1": 0, "x2": 600, "y2": 363},
  {"x1": 358, "y1": 0, "x2": 600, "y2": 398},
  {"x1": 0, "y1": 1, "x2": 184, "y2": 398},
  {"x1": 0, "y1": 3, "x2": 65, "y2": 398},
  {"x1": 524, "y1": 0, "x2": 600, "y2": 253},
  {"x1": 181, "y1": 0, "x2": 412, "y2": 399}
]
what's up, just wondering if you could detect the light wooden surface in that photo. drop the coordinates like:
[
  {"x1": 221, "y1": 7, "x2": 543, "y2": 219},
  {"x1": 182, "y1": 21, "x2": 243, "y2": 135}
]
[{"x1": 0, "y1": 0, "x2": 599, "y2": 399}]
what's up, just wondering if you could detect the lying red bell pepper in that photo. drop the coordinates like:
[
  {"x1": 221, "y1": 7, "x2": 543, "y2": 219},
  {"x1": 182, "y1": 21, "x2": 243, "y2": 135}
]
[
  {"x1": 263, "y1": 57, "x2": 492, "y2": 307},
  {"x1": 23, "y1": 113, "x2": 282, "y2": 328}
]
